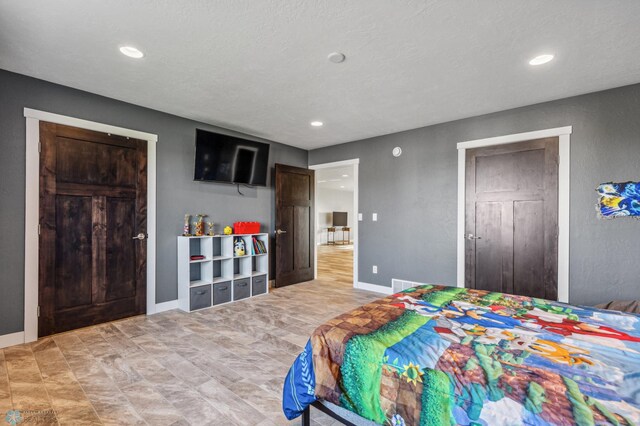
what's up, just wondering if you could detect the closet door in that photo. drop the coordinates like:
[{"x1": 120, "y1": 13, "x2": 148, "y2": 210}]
[
  {"x1": 465, "y1": 137, "x2": 558, "y2": 300},
  {"x1": 39, "y1": 122, "x2": 147, "y2": 336}
]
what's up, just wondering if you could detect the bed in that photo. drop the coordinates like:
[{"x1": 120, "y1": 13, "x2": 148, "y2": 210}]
[{"x1": 283, "y1": 285, "x2": 640, "y2": 425}]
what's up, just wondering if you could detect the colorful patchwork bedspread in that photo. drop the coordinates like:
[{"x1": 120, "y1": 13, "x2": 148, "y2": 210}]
[{"x1": 283, "y1": 285, "x2": 640, "y2": 425}]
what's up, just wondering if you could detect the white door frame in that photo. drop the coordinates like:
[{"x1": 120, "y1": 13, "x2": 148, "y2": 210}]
[
  {"x1": 456, "y1": 126, "x2": 572, "y2": 303},
  {"x1": 309, "y1": 159, "x2": 359, "y2": 289},
  {"x1": 22, "y1": 108, "x2": 158, "y2": 345}
]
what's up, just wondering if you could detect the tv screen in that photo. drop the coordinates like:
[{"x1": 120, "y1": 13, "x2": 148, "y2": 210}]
[
  {"x1": 332, "y1": 212, "x2": 348, "y2": 227},
  {"x1": 194, "y1": 129, "x2": 270, "y2": 186}
]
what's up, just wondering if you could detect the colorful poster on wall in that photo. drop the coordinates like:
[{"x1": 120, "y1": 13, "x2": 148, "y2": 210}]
[{"x1": 596, "y1": 181, "x2": 640, "y2": 218}]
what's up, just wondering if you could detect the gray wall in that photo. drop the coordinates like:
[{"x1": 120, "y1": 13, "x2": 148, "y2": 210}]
[
  {"x1": 310, "y1": 84, "x2": 640, "y2": 306},
  {"x1": 0, "y1": 69, "x2": 307, "y2": 336}
]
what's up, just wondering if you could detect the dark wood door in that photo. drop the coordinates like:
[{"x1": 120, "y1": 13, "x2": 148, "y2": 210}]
[
  {"x1": 275, "y1": 164, "x2": 314, "y2": 287},
  {"x1": 39, "y1": 122, "x2": 147, "y2": 337},
  {"x1": 465, "y1": 138, "x2": 558, "y2": 299}
]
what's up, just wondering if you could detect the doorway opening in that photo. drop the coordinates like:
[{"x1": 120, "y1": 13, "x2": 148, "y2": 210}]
[{"x1": 310, "y1": 159, "x2": 359, "y2": 288}]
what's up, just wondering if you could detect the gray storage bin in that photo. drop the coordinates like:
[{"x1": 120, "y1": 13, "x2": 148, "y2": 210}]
[
  {"x1": 190, "y1": 285, "x2": 211, "y2": 311},
  {"x1": 233, "y1": 278, "x2": 250, "y2": 300},
  {"x1": 252, "y1": 275, "x2": 267, "y2": 296},
  {"x1": 213, "y1": 281, "x2": 232, "y2": 305}
]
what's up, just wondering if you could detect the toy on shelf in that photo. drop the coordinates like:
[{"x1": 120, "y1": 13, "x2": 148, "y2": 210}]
[
  {"x1": 194, "y1": 214, "x2": 207, "y2": 236},
  {"x1": 224, "y1": 226, "x2": 233, "y2": 235},
  {"x1": 234, "y1": 238, "x2": 246, "y2": 256},
  {"x1": 207, "y1": 222, "x2": 215, "y2": 236},
  {"x1": 182, "y1": 214, "x2": 192, "y2": 236},
  {"x1": 234, "y1": 221, "x2": 260, "y2": 234}
]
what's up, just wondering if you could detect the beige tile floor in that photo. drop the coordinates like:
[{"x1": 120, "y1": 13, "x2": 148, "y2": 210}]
[{"x1": 0, "y1": 255, "x2": 378, "y2": 425}]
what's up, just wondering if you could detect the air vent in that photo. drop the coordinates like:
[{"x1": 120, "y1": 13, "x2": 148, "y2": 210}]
[{"x1": 392, "y1": 278, "x2": 426, "y2": 293}]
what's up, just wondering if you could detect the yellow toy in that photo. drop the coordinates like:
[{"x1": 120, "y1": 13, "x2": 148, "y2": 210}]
[{"x1": 223, "y1": 226, "x2": 233, "y2": 235}]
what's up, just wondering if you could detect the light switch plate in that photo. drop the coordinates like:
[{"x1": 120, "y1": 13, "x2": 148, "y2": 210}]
[
  {"x1": 372, "y1": 213, "x2": 378, "y2": 221},
  {"x1": 372, "y1": 265, "x2": 378, "y2": 274},
  {"x1": 358, "y1": 213, "x2": 363, "y2": 221}
]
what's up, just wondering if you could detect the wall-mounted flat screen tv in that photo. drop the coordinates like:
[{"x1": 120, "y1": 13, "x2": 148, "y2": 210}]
[{"x1": 194, "y1": 129, "x2": 270, "y2": 186}]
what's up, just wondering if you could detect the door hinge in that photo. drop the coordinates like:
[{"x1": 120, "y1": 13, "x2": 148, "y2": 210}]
[
  {"x1": 38, "y1": 224, "x2": 41, "y2": 235},
  {"x1": 37, "y1": 306, "x2": 40, "y2": 317},
  {"x1": 38, "y1": 141, "x2": 42, "y2": 153}
]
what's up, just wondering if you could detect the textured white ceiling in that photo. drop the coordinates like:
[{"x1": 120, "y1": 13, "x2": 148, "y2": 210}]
[
  {"x1": 2, "y1": 1, "x2": 640, "y2": 149},
  {"x1": 317, "y1": 166, "x2": 354, "y2": 191}
]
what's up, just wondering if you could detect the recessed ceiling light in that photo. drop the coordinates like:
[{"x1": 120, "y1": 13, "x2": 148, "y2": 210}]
[
  {"x1": 340, "y1": 185, "x2": 345, "y2": 189},
  {"x1": 342, "y1": 174, "x2": 349, "y2": 177},
  {"x1": 310, "y1": 121, "x2": 323, "y2": 127},
  {"x1": 119, "y1": 46, "x2": 144, "y2": 59},
  {"x1": 529, "y1": 54, "x2": 554, "y2": 66}
]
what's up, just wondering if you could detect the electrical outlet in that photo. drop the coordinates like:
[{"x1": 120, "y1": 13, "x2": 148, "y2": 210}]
[
  {"x1": 372, "y1": 213, "x2": 378, "y2": 221},
  {"x1": 358, "y1": 213, "x2": 363, "y2": 221},
  {"x1": 372, "y1": 265, "x2": 378, "y2": 274}
]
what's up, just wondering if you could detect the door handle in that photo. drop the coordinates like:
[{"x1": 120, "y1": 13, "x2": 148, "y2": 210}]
[
  {"x1": 276, "y1": 229, "x2": 287, "y2": 235},
  {"x1": 132, "y1": 233, "x2": 147, "y2": 240},
  {"x1": 465, "y1": 234, "x2": 481, "y2": 240}
]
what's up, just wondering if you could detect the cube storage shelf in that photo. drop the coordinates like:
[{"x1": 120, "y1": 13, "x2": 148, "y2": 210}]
[{"x1": 177, "y1": 233, "x2": 269, "y2": 312}]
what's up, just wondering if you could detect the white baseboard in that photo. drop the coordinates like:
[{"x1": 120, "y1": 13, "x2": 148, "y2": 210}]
[
  {"x1": 356, "y1": 282, "x2": 394, "y2": 295},
  {"x1": 152, "y1": 300, "x2": 179, "y2": 314},
  {"x1": 0, "y1": 331, "x2": 25, "y2": 349}
]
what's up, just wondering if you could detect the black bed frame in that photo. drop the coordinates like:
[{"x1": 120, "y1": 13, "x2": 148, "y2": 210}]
[{"x1": 301, "y1": 401, "x2": 358, "y2": 426}]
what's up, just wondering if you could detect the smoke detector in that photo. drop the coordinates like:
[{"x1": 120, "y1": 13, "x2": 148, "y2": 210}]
[{"x1": 328, "y1": 52, "x2": 346, "y2": 63}]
